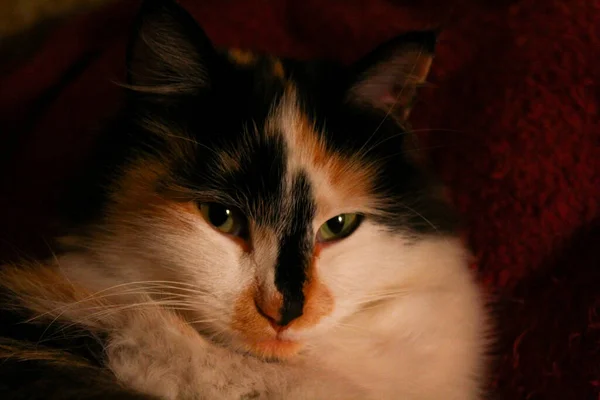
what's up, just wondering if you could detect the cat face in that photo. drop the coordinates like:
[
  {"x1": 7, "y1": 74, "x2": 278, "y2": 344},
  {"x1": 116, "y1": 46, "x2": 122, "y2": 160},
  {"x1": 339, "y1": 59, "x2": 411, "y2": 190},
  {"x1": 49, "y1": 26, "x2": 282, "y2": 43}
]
[{"x1": 60, "y1": 0, "x2": 457, "y2": 360}]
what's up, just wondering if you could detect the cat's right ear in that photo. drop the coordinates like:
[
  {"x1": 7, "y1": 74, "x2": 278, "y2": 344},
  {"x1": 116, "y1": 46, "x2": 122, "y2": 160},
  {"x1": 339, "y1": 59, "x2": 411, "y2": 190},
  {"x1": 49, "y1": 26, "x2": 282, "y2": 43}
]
[
  {"x1": 345, "y1": 31, "x2": 438, "y2": 123},
  {"x1": 125, "y1": 0, "x2": 216, "y2": 96}
]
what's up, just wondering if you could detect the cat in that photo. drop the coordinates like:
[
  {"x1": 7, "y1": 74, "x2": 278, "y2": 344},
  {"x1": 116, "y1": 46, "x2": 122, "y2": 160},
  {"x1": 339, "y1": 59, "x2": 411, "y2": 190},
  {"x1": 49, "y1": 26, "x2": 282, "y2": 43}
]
[{"x1": 0, "y1": 0, "x2": 490, "y2": 398}]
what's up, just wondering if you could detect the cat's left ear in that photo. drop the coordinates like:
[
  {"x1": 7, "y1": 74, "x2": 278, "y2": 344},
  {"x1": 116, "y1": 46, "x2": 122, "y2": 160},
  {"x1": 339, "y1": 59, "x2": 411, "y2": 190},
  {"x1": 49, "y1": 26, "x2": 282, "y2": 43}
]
[
  {"x1": 125, "y1": 0, "x2": 216, "y2": 96},
  {"x1": 346, "y1": 31, "x2": 438, "y2": 122}
]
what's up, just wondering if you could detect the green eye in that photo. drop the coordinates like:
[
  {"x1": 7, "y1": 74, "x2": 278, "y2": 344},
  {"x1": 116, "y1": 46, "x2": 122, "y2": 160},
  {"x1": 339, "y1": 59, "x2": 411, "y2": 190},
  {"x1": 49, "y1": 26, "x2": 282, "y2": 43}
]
[
  {"x1": 199, "y1": 203, "x2": 247, "y2": 236},
  {"x1": 317, "y1": 213, "x2": 362, "y2": 242}
]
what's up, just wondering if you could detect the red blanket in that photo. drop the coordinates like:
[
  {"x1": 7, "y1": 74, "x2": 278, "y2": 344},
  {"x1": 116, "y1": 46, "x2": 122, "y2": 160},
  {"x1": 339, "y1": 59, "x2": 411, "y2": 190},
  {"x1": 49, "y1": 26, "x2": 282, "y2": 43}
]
[{"x1": 1, "y1": 0, "x2": 598, "y2": 398}]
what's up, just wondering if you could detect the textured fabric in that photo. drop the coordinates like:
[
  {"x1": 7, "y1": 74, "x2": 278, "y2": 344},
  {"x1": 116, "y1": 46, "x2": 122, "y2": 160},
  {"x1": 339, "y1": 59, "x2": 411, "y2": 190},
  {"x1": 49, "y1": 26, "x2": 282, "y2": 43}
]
[{"x1": 0, "y1": 0, "x2": 598, "y2": 398}]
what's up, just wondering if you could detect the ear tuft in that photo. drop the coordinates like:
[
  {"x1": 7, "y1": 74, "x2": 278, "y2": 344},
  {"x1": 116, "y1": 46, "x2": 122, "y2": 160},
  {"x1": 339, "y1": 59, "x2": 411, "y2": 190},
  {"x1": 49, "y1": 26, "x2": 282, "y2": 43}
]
[
  {"x1": 126, "y1": 0, "x2": 215, "y2": 96},
  {"x1": 347, "y1": 31, "x2": 438, "y2": 122}
]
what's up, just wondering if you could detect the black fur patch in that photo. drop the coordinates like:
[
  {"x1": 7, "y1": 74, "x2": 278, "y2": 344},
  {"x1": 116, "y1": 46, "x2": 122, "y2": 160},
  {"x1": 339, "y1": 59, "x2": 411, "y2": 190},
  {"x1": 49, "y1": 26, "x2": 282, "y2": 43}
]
[
  {"x1": 274, "y1": 173, "x2": 315, "y2": 326},
  {"x1": 171, "y1": 63, "x2": 288, "y2": 226}
]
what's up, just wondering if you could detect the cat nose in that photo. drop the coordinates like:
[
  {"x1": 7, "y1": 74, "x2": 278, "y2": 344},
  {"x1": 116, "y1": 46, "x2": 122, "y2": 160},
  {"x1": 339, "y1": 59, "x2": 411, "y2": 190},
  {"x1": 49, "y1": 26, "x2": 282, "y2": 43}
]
[
  {"x1": 278, "y1": 298, "x2": 303, "y2": 327},
  {"x1": 255, "y1": 297, "x2": 303, "y2": 331}
]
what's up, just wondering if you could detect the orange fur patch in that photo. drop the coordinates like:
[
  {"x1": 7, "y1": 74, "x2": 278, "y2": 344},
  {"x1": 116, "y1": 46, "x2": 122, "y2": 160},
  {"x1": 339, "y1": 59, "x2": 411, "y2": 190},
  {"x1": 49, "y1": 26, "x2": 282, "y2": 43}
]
[
  {"x1": 0, "y1": 260, "x2": 203, "y2": 341},
  {"x1": 271, "y1": 58, "x2": 285, "y2": 79},
  {"x1": 0, "y1": 264, "x2": 93, "y2": 315},
  {"x1": 254, "y1": 289, "x2": 283, "y2": 322},
  {"x1": 287, "y1": 246, "x2": 334, "y2": 331},
  {"x1": 282, "y1": 93, "x2": 376, "y2": 205},
  {"x1": 110, "y1": 159, "x2": 171, "y2": 212},
  {"x1": 231, "y1": 247, "x2": 334, "y2": 359},
  {"x1": 241, "y1": 337, "x2": 302, "y2": 360},
  {"x1": 107, "y1": 154, "x2": 254, "y2": 253},
  {"x1": 0, "y1": 263, "x2": 142, "y2": 333},
  {"x1": 110, "y1": 159, "x2": 200, "y2": 226},
  {"x1": 231, "y1": 285, "x2": 302, "y2": 359},
  {"x1": 228, "y1": 48, "x2": 257, "y2": 66},
  {"x1": 231, "y1": 285, "x2": 271, "y2": 342}
]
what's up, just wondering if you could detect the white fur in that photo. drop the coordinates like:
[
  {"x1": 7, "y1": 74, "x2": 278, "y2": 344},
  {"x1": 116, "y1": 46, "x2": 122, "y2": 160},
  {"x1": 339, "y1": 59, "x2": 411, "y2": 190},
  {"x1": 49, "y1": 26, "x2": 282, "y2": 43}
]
[{"x1": 58, "y1": 232, "x2": 486, "y2": 400}]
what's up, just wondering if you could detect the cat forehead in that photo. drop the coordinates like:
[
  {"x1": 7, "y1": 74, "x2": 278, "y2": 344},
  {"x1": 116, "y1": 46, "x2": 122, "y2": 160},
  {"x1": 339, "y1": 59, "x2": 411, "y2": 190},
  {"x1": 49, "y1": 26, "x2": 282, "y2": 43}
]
[
  {"x1": 169, "y1": 77, "x2": 379, "y2": 225},
  {"x1": 140, "y1": 47, "x2": 432, "y2": 231}
]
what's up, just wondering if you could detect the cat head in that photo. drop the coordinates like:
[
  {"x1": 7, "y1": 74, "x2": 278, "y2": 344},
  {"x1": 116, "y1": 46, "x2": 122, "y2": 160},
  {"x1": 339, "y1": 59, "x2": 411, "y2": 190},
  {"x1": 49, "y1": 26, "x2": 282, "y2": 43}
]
[{"x1": 60, "y1": 0, "x2": 457, "y2": 359}]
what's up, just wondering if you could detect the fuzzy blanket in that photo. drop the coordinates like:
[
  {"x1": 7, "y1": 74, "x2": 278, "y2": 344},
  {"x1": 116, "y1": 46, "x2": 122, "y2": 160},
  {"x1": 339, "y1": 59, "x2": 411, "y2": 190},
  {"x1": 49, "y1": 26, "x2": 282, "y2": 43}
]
[{"x1": 0, "y1": 0, "x2": 598, "y2": 398}]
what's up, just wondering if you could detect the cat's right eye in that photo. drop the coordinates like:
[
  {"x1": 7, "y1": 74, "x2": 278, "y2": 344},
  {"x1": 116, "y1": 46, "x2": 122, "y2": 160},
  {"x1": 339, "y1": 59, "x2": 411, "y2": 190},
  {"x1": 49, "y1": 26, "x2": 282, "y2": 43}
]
[
  {"x1": 199, "y1": 203, "x2": 247, "y2": 237},
  {"x1": 317, "y1": 213, "x2": 363, "y2": 243}
]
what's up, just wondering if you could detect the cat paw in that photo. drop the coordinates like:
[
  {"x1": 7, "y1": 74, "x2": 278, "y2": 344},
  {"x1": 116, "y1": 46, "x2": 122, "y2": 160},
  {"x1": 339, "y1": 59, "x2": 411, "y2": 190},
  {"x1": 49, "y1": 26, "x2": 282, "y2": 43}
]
[{"x1": 105, "y1": 310, "x2": 273, "y2": 400}]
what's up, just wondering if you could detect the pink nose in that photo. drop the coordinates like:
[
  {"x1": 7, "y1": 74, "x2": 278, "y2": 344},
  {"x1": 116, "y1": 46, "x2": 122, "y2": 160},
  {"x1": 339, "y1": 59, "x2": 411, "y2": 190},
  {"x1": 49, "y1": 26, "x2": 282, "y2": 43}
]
[
  {"x1": 254, "y1": 299, "x2": 281, "y2": 328},
  {"x1": 254, "y1": 297, "x2": 304, "y2": 332}
]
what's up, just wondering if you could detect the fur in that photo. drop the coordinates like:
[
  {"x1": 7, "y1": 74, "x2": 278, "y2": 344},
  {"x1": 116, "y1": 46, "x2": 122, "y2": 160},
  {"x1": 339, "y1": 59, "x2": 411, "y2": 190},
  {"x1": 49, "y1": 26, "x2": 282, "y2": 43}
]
[{"x1": 0, "y1": 0, "x2": 490, "y2": 398}]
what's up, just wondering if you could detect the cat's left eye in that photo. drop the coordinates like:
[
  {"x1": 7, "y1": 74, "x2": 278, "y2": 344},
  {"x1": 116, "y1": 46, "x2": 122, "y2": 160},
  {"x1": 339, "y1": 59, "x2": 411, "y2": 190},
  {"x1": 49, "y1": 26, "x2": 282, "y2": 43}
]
[
  {"x1": 317, "y1": 213, "x2": 363, "y2": 243},
  {"x1": 199, "y1": 203, "x2": 247, "y2": 237}
]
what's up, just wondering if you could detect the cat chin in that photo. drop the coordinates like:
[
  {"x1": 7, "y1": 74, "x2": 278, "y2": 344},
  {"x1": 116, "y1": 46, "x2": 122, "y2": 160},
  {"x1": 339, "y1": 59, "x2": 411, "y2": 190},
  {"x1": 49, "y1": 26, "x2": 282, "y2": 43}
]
[
  {"x1": 240, "y1": 337, "x2": 303, "y2": 360},
  {"x1": 186, "y1": 319, "x2": 304, "y2": 361}
]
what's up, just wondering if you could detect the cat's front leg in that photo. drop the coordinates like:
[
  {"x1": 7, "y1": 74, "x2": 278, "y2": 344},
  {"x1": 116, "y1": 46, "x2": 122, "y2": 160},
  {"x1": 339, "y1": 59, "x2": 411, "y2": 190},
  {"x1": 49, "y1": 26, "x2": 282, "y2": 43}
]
[{"x1": 105, "y1": 309, "x2": 279, "y2": 400}]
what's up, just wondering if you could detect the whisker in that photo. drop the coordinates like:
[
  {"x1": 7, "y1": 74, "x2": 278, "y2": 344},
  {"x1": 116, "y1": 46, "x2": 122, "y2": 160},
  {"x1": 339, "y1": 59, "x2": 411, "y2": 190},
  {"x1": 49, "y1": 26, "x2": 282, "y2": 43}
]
[
  {"x1": 29, "y1": 292, "x2": 211, "y2": 323},
  {"x1": 333, "y1": 321, "x2": 373, "y2": 335},
  {"x1": 43, "y1": 301, "x2": 208, "y2": 337},
  {"x1": 401, "y1": 203, "x2": 440, "y2": 233},
  {"x1": 26, "y1": 279, "x2": 213, "y2": 321}
]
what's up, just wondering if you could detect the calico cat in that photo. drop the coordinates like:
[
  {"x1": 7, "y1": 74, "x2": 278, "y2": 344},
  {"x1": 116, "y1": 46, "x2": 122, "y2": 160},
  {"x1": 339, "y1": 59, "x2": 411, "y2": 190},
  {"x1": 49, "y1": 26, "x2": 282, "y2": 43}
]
[{"x1": 0, "y1": 0, "x2": 489, "y2": 398}]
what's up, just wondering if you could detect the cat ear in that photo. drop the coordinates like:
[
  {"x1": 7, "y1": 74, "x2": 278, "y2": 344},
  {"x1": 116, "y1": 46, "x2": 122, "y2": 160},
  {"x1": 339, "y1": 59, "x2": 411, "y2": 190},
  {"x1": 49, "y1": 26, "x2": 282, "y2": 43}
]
[
  {"x1": 346, "y1": 31, "x2": 438, "y2": 122},
  {"x1": 126, "y1": 0, "x2": 216, "y2": 95}
]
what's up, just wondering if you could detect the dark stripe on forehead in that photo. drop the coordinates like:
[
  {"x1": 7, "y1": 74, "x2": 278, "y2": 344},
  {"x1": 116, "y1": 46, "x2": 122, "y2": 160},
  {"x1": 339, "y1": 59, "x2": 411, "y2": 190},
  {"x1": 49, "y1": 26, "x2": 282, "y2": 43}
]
[
  {"x1": 217, "y1": 133, "x2": 288, "y2": 227},
  {"x1": 164, "y1": 54, "x2": 289, "y2": 224},
  {"x1": 274, "y1": 172, "x2": 315, "y2": 326}
]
